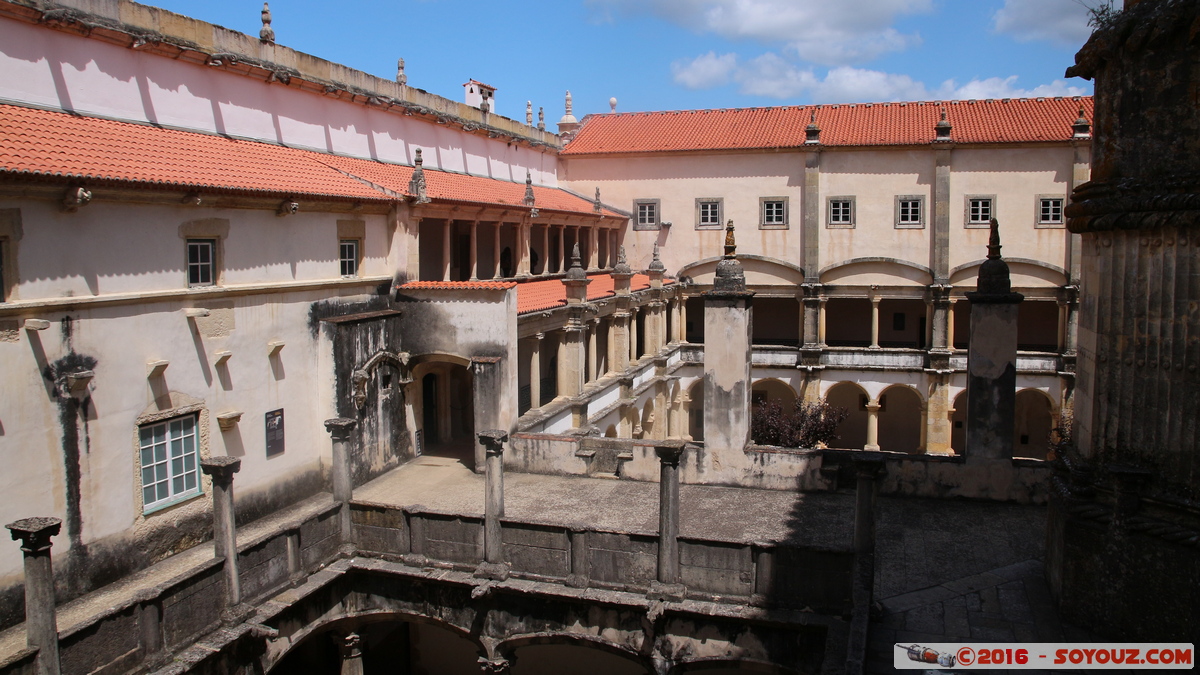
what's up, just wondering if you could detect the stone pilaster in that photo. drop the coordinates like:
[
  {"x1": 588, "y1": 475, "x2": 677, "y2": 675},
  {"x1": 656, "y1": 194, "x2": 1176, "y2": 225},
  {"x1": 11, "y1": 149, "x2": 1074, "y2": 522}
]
[
  {"x1": 702, "y1": 222, "x2": 754, "y2": 464},
  {"x1": 6, "y1": 517, "x2": 62, "y2": 675}
]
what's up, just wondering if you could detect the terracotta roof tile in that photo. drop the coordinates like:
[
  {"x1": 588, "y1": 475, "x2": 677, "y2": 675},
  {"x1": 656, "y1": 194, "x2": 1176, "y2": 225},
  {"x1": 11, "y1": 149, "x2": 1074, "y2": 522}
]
[
  {"x1": 517, "y1": 273, "x2": 674, "y2": 314},
  {"x1": 397, "y1": 280, "x2": 518, "y2": 291},
  {"x1": 562, "y1": 97, "x2": 1094, "y2": 155}
]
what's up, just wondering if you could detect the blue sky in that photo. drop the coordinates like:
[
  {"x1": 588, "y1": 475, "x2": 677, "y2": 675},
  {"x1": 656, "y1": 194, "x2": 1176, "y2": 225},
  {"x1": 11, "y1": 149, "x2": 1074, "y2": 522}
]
[{"x1": 144, "y1": 0, "x2": 1100, "y2": 125}]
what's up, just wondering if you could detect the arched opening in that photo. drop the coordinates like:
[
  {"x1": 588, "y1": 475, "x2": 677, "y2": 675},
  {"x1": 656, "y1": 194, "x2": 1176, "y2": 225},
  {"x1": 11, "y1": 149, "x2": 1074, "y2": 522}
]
[
  {"x1": 826, "y1": 382, "x2": 868, "y2": 450},
  {"x1": 685, "y1": 296, "x2": 705, "y2": 343},
  {"x1": 752, "y1": 378, "x2": 798, "y2": 408},
  {"x1": 411, "y1": 358, "x2": 475, "y2": 466},
  {"x1": 825, "y1": 298, "x2": 871, "y2": 347},
  {"x1": 951, "y1": 390, "x2": 967, "y2": 455},
  {"x1": 687, "y1": 380, "x2": 704, "y2": 442},
  {"x1": 952, "y1": 300, "x2": 971, "y2": 349},
  {"x1": 752, "y1": 297, "x2": 800, "y2": 346},
  {"x1": 877, "y1": 385, "x2": 923, "y2": 454},
  {"x1": 1015, "y1": 389, "x2": 1056, "y2": 460},
  {"x1": 878, "y1": 299, "x2": 926, "y2": 349},
  {"x1": 641, "y1": 399, "x2": 656, "y2": 440},
  {"x1": 1018, "y1": 300, "x2": 1059, "y2": 352},
  {"x1": 605, "y1": 424, "x2": 618, "y2": 438},
  {"x1": 508, "y1": 639, "x2": 648, "y2": 675},
  {"x1": 270, "y1": 615, "x2": 483, "y2": 675}
]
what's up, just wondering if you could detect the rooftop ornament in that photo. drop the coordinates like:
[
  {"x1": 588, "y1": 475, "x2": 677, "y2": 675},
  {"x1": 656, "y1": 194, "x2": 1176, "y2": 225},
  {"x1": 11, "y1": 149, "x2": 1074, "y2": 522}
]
[
  {"x1": 935, "y1": 107, "x2": 952, "y2": 141},
  {"x1": 1073, "y1": 105, "x2": 1091, "y2": 138},
  {"x1": 805, "y1": 109, "x2": 821, "y2": 144},
  {"x1": 712, "y1": 220, "x2": 747, "y2": 293},
  {"x1": 538, "y1": 107, "x2": 545, "y2": 131},
  {"x1": 396, "y1": 58, "x2": 406, "y2": 86},
  {"x1": 613, "y1": 246, "x2": 632, "y2": 276},
  {"x1": 408, "y1": 149, "x2": 430, "y2": 204},
  {"x1": 970, "y1": 218, "x2": 1022, "y2": 302},
  {"x1": 648, "y1": 243, "x2": 666, "y2": 273},
  {"x1": 259, "y1": 2, "x2": 274, "y2": 43},
  {"x1": 560, "y1": 90, "x2": 577, "y2": 125},
  {"x1": 526, "y1": 101, "x2": 533, "y2": 126},
  {"x1": 593, "y1": 187, "x2": 602, "y2": 213},
  {"x1": 566, "y1": 242, "x2": 587, "y2": 281}
]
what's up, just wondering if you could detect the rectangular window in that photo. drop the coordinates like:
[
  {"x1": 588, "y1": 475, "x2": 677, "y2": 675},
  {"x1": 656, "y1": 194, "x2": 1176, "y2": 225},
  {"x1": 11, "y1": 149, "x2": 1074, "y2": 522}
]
[
  {"x1": 827, "y1": 197, "x2": 855, "y2": 228},
  {"x1": 633, "y1": 199, "x2": 660, "y2": 230},
  {"x1": 340, "y1": 239, "x2": 359, "y2": 277},
  {"x1": 696, "y1": 199, "x2": 722, "y2": 229},
  {"x1": 187, "y1": 239, "x2": 216, "y2": 287},
  {"x1": 760, "y1": 197, "x2": 788, "y2": 229},
  {"x1": 966, "y1": 196, "x2": 994, "y2": 227},
  {"x1": 896, "y1": 196, "x2": 925, "y2": 228},
  {"x1": 139, "y1": 415, "x2": 200, "y2": 511},
  {"x1": 1038, "y1": 197, "x2": 1065, "y2": 227}
]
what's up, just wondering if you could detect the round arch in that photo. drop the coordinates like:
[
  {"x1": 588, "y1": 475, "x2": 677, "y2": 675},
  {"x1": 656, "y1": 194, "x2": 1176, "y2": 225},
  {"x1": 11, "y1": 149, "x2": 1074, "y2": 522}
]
[
  {"x1": 877, "y1": 384, "x2": 924, "y2": 454},
  {"x1": 1014, "y1": 388, "x2": 1057, "y2": 460},
  {"x1": 752, "y1": 378, "x2": 798, "y2": 407},
  {"x1": 409, "y1": 351, "x2": 473, "y2": 368},
  {"x1": 825, "y1": 382, "x2": 868, "y2": 450},
  {"x1": 818, "y1": 257, "x2": 934, "y2": 286},
  {"x1": 677, "y1": 254, "x2": 806, "y2": 286},
  {"x1": 498, "y1": 634, "x2": 650, "y2": 675}
]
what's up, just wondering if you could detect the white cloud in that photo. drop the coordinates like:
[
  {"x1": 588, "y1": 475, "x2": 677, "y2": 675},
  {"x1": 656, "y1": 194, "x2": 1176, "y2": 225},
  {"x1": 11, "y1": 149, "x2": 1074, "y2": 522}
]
[
  {"x1": 992, "y1": 0, "x2": 1095, "y2": 46},
  {"x1": 588, "y1": 0, "x2": 932, "y2": 66},
  {"x1": 936, "y1": 75, "x2": 1089, "y2": 100},
  {"x1": 671, "y1": 52, "x2": 739, "y2": 89},
  {"x1": 734, "y1": 53, "x2": 817, "y2": 98},
  {"x1": 810, "y1": 66, "x2": 928, "y2": 103}
]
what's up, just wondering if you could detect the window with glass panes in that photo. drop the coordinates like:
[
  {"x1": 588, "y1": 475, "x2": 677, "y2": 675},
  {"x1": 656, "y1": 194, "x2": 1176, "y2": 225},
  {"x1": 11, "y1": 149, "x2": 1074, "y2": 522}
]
[
  {"x1": 828, "y1": 198, "x2": 854, "y2": 226},
  {"x1": 897, "y1": 198, "x2": 922, "y2": 226},
  {"x1": 762, "y1": 199, "x2": 786, "y2": 226},
  {"x1": 187, "y1": 239, "x2": 215, "y2": 286},
  {"x1": 139, "y1": 415, "x2": 200, "y2": 511},
  {"x1": 698, "y1": 200, "x2": 721, "y2": 227},
  {"x1": 968, "y1": 198, "x2": 993, "y2": 225},
  {"x1": 637, "y1": 202, "x2": 657, "y2": 227},
  {"x1": 1039, "y1": 198, "x2": 1063, "y2": 224},
  {"x1": 340, "y1": 239, "x2": 359, "y2": 277}
]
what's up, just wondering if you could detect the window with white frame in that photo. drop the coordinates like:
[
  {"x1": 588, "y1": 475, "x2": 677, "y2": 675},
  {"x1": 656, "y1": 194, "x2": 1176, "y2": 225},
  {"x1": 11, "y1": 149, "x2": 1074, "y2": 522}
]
[
  {"x1": 139, "y1": 415, "x2": 201, "y2": 511},
  {"x1": 634, "y1": 199, "x2": 660, "y2": 230},
  {"x1": 895, "y1": 196, "x2": 924, "y2": 228},
  {"x1": 966, "y1": 196, "x2": 995, "y2": 227},
  {"x1": 827, "y1": 197, "x2": 855, "y2": 228},
  {"x1": 760, "y1": 197, "x2": 788, "y2": 228},
  {"x1": 340, "y1": 239, "x2": 359, "y2": 277},
  {"x1": 187, "y1": 239, "x2": 216, "y2": 287},
  {"x1": 696, "y1": 199, "x2": 722, "y2": 229},
  {"x1": 1038, "y1": 197, "x2": 1065, "y2": 227}
]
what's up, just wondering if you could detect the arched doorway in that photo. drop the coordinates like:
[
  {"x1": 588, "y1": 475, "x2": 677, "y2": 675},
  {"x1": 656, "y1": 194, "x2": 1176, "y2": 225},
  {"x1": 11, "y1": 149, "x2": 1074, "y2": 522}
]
[
  {"x1": 951, "y1": 390, "x2": 967, "y2": 455},
  {"x1": 410, "y1": 357, "x2": 475, "y2": 466},
  {"x1": 877, "y1": 385, "x2": 923, "y2": 454},
  {"x1": 1014, "y1": 389, "x2": 1056, "y2": 460},
  {"x1": 826, "y1": 382, "x2": 868, "y2": 450}
]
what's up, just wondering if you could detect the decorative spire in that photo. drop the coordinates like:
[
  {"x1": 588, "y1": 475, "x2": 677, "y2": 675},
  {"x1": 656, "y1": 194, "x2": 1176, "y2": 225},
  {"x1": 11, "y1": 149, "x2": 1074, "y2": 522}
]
[
  {"x1": 408, "y1": 149, "x2": 429, "y2": 204},
  {"x1": 566, "y1": 242, "x2": 586, "y2": 280},
  {"x1": 986, "y1": 217, "x2": 1002, "y2": 260},
  {"x1": 565, "y1": 90, "x2": 573, "y2": 117},
  {"x1": 613, "y1": 246, "x2": 632, "y2": 275},
  {"x1": 593, "y1": 187, "x2": 602, "y2": 213},
  {"x1": 712, "y1": 220, "x2": 746, "y2": 293},
  {"x1": 935, "y1": 107, "x2": 952, "y2": 141},
  {"x1": 396, "y1": 58, "x2": 407, "y2": 86},
  {"x1": 609, "y1": 97, "x2": 617, "y2": 113},
  {"x1": 523, "y1": 170, "x2": 535, "y2": 207},
  {"x1": 537, "y1": 107, "x2": 545, "y2": 131},
  {"x1": 974, "y1": 217, "x2": 1015, "y2": 297},
  {"x1": 526, "y1": 101, "x2": 533, "y2": 126},
  {"x1": 723, "y1": 219, "x2": 736, "y2": 259},
  {"x1": 1072, "y1": 104, "x2": 1091, "y2": 138},
  {"x1": 805, "y1": 108, "x2": 820, "y2": 144},
  {"x1": 559, "y1": 90, "x2": 578, "y2": 125},
  {"x1": 259, "y1": 2, "x2": 274, "y2": 42},
  {"x1": 648, "y1": 243, "x2": 665, "y2": 272}
]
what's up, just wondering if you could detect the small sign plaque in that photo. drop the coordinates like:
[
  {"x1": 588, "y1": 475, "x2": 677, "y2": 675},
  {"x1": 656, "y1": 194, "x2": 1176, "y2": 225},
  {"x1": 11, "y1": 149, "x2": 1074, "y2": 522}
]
[{"x1": 265, "y1": 408, "x2": 284, "y2": 456}]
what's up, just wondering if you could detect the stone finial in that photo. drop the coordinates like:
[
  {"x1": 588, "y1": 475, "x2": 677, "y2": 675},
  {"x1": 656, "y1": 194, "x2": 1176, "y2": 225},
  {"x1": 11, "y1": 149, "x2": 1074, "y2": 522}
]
[
  {"x1": 560, "y1": 90, "x2": 577, "y2": 124},
  {"x1": 526, "y1": 101, "x2": 533, "y2": 125},
  {"x1": 6, "y1": 517, "x2": 61, "y2": 554},
  {"x1": 723, "y1": 219, "x2": 736, "y2": 258},
  {"x1": 593, "y1": 187, "x2": 602, "y2": 213},
  {"x1": 613, "y1": 246, "x2": 632, "y2": 275},
  {"x1": 324, "y1": 417, "x2": 357, "y2": 440},
  {"x1": 711, "y1": 220, "x2": 747, "y2": 293},
  {"x1": 610, "y1": 97, "x2": 618, "y2": 113},
  {"x1": 537, "y1": 107, "x2": 545, "y2": 131},
  {"x1": 648, "y1": 243, "x2": 666, "y2": 272},
  {"x1": 523, "y1": 171, "x2": 536, "y2": 207},
  {"x1": 259, "y1": 2, "x2": 274, "y2": 42},
  {"x1": 200, "y1": 456, "x2": 242, "y2": 485},
  {"x1": 396, "y1": 58, "x2": 407, "y2": 86},
  {"x1": 408, "y1": 149, "x2": 429, "y2": 204},
  {"x1": 477, "y1": 429, "x2": 508, "y2": 455},
  {"x1": 566, "y1": 242, "x2": 587, "y2": 280},
  {"x1": 975, "y1": 218, "x2": 1014, "y2": 296},
  {"x1": 805, "y1": 108, "x2": 820, "y2": 144},
  {"x1": 1072, "y1": 104, "x2": 1091, "y2": 138},
  {"x1": 935, "y1": 107, "x2": 952, "y2": 141}
]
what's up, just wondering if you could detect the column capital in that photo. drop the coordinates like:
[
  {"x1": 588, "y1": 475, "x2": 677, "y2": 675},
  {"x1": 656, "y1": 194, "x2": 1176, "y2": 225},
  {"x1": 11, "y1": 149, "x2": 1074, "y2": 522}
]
[
  {"x1": 200, "y1": 456, "x2": 242, "y2": 485},
  {"x1": 6, "y1": 517, "x2": 61, "y2": 554},
  {"x1": 533, "y1": 332, "x2": 545, "y2": 342},
  {"x1": 478, "y1": 657, "x2": 511, "y2": 673},
  {"x1": 478, "y1": 429, "x2": 508, "y2": 455},
  {"x1": 324, "y1": 417, "x2": 357, "y2": 441},
  {"x1": 864, "y1": 401, "x2": 882, "y2": 412},
  {"x1": 654, "y1": 440, "x2": 687, "y2": 465},
  {"x1": 851, "y1": 454, "x2": 886, "y2": 478},
  {"x1": 334, "y1": 632, "x2": 363, "y2": 660}
]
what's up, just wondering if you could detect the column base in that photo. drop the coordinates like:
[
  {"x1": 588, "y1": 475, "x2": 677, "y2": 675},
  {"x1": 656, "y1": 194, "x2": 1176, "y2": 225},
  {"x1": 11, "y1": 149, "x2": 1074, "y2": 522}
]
[
  {"x1": 565, "y1": 573, "x2": 590, "y2": 589},
  {"x1": 863, "y1": 444, "x2": 881, "y2": 451},
  {"x1": 400, "y1": 553, "x2": 428, "y2": 568},
  {"x1": 473, "y1": 561, "x2": 511, "y2": 581},
  {"x1": 647, "y1": 581, "x2": 686, "y2": 602}
]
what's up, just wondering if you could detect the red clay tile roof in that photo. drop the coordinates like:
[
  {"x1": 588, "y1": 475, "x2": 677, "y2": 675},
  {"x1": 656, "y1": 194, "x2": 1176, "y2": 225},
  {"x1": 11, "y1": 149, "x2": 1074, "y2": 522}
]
[
  {"x1": 562, "y1": 97, "x2": 1094, "y2": 155},
  {"x1": 0, "y1": 103, "x2": 616, "y2": 216},
  {"x1": 517, "y1": 273, "x2": 674, "y2": 314},
  {"x1": 397, "y1": 280, "x2": 518, "y2": 291},
  {"x1": 0, "y1": 103, "x2": 391, "y2": 200}
]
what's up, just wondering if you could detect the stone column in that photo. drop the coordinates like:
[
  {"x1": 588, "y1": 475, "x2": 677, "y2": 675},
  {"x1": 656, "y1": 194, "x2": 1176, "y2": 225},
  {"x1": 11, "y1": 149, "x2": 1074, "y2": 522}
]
[
  {"x1": 529, "y1": 334, "x2": 543, "y2": 409},
  {"x1": 588, "y1": 226, "x2": 600, "y2": 270},
  {"x1": 629, "y1": 308, "x2": 639, "y2": 362},
  {"x1": 864, "y1": 401, "x2": 881, "y2": 451},
  {"x1": 869, "y1": 296, "x2": 881, "y2": 349},
  {"x1": 541, "y1": 225, "x2": 550, "y2": 275},
  {"x1": 851, "y1": 456, "x2": 885, "y2": 554},
  {"x1": 587, "y1": 320, "x2": 598, "y2": 383},
  {"x1": 200, "y1": 456, "x2": 243, "y2": 609},
  {"x1": 441, "y1": 220, "x2": 452, "y2": 281},
  {"x1": 6, "y1": 518, "x2": 62, "y2": 675},
  {"x1": 818, "y1": 298, "x2": 828, "y2": 345},
  {"x1": 558, "y1": 226, "x2": 567, "y2": 273},
  {"x1": 325, "y1": 418, "x2": 357, "y2": 546},
  {"x1": 703, "y1": 222, "x2": 754, "y2": 463},
  {"x1": 335, "y1": 633, "x2": 364, "y2": 675},
  {"x1": 947, "y1": 303, "x2": 956, "y2": 349},
  {"x1": 652, "y1": 441, "x2": 687, "y2": 598},
  {"x1": 517, "y1": 221, "x2": 531, "y2": 277},
  {"x1": 929, "y1": 284, "x2": 951, "y2": 351},
  {"x1": 476, "y1": 430, "x2": 509, "y2": 580},
  {"x1": 965, "y1": 219, "x2": 1023, "y2": 461},
  {"x1": 801, "y1": 286, "x2": 820, "y2": 347},
  {"x1": 559, "y1": 247, "x2": 591, "y2": 397},
  {"x1": 469, "y1": 221, "x2": 479, "y2": 280},
  {"x1": 492, "y1": 223, "x2": 502, "y2": 279}
]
